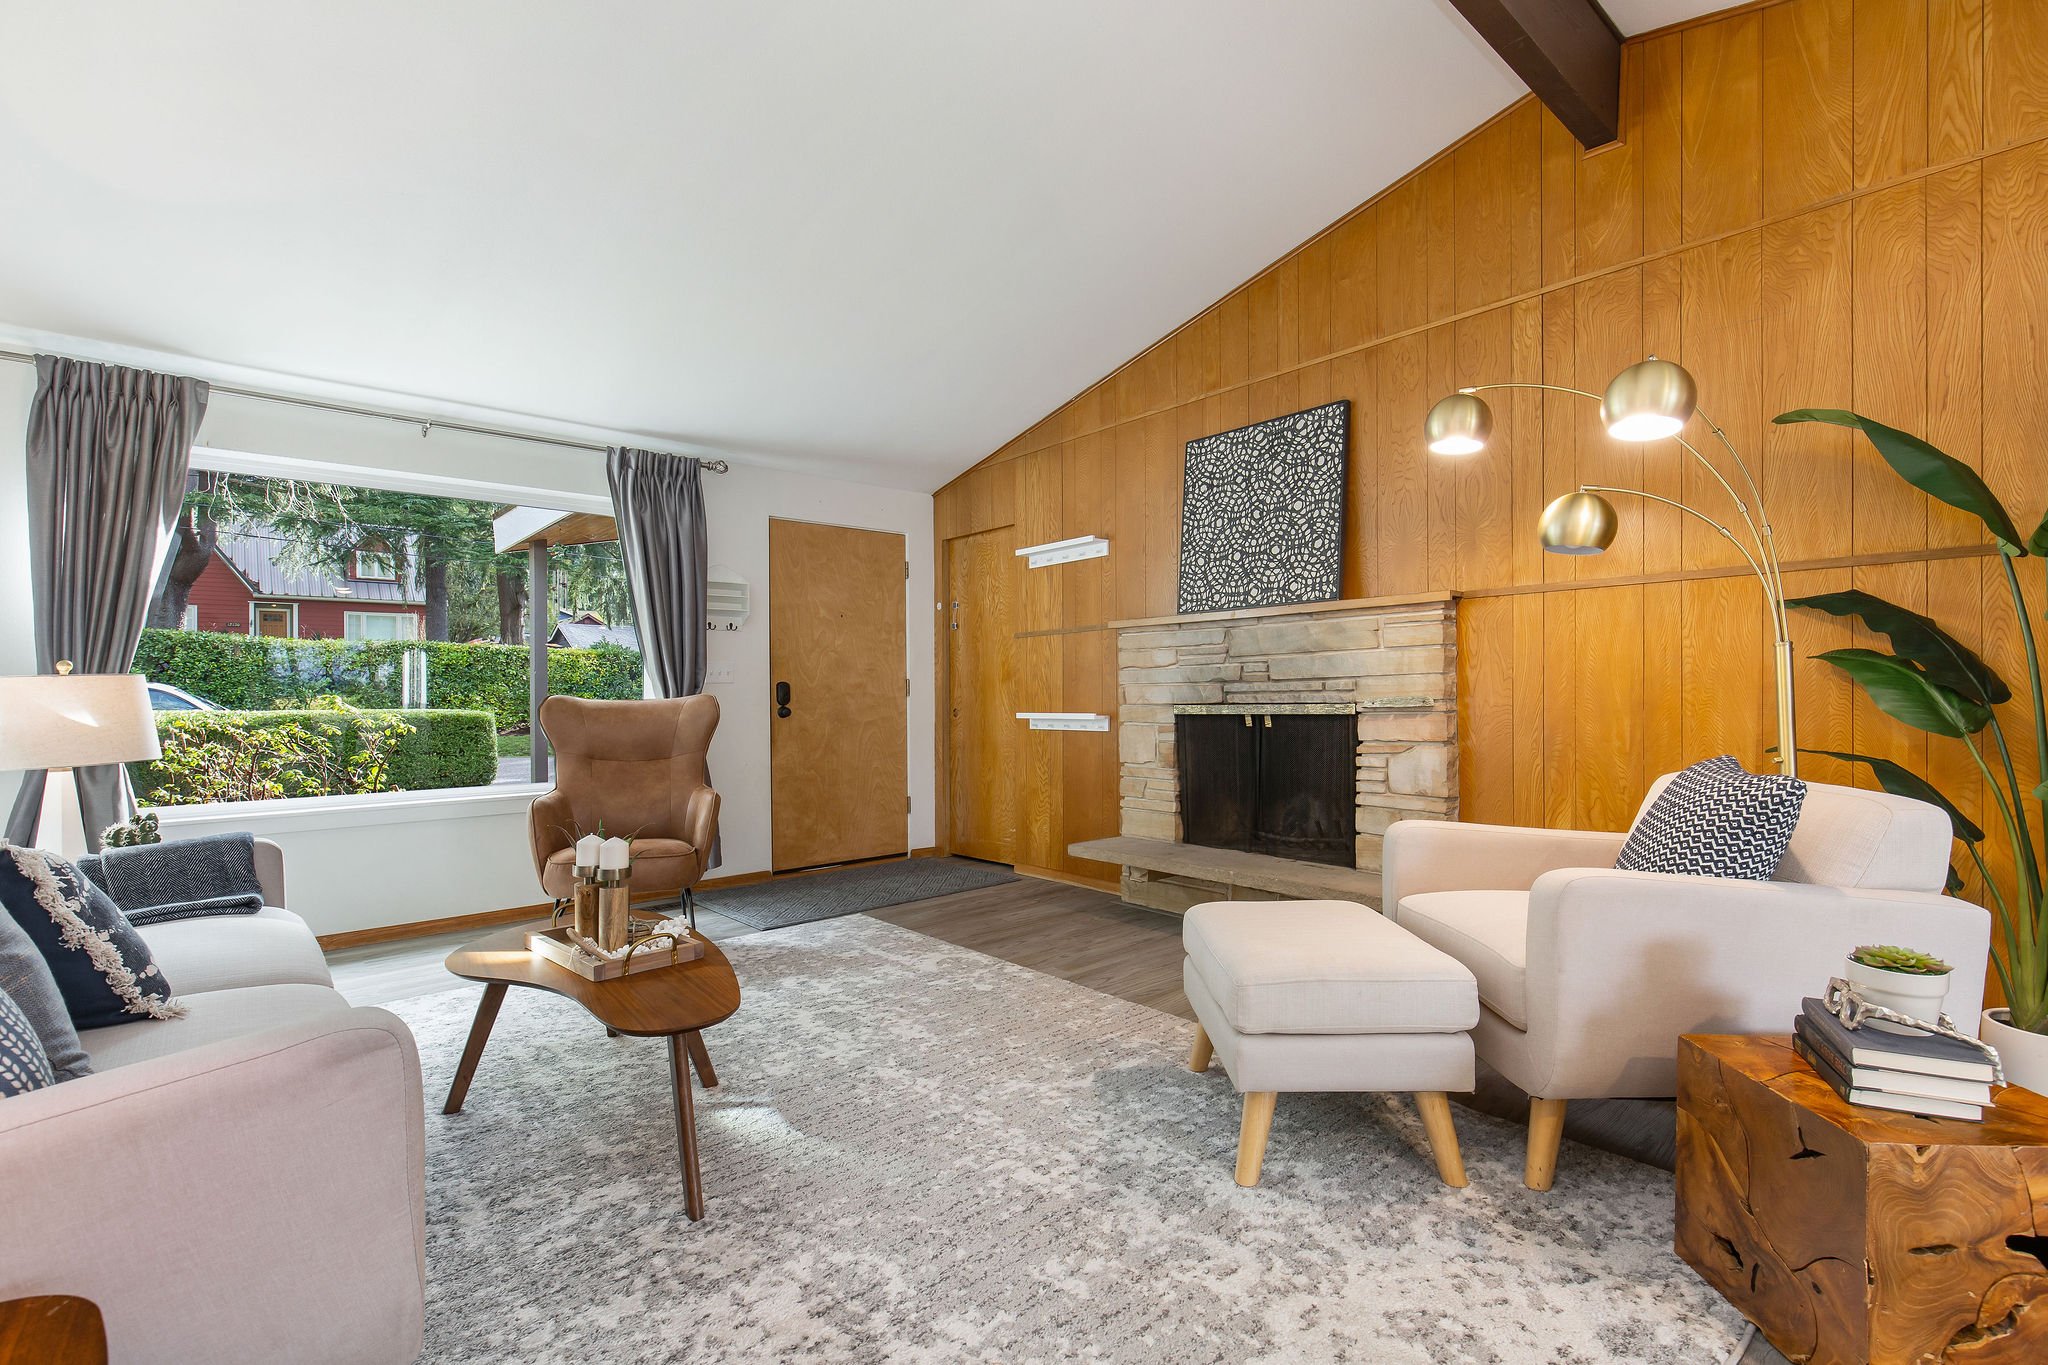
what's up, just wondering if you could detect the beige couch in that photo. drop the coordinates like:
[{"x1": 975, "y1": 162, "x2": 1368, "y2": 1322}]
[
  {"x1": 0, "y1": 840, "x2": 426, "y2": 1364},
  {"x1": 1382, "y1": 777, "x2": 1992, "y2": 1190}
]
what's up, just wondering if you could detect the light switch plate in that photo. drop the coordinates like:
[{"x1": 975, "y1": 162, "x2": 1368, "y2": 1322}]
[{"x1": 705, "y1": 667, "x2": 735, "y2": 685}]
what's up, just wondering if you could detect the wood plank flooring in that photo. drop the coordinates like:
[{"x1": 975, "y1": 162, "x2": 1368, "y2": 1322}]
[{"x1": 325, "y1": 874, "x2": 1778, "y2": 1365}]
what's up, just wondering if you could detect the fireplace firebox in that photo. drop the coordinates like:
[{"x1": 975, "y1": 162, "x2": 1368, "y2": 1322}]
[{"x1": 1175, "y1": 711, "x2": 1356, "y2": 867}]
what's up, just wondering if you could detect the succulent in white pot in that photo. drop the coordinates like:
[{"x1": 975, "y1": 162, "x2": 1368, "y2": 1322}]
[{"x1": 1844, "y1": 944, "x2": 1952, "y2": 1035}]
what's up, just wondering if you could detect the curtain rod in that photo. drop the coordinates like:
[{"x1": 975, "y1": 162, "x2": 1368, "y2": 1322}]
[{"x1": 0, "y1": 347, "x2": 730, "y2": 473}]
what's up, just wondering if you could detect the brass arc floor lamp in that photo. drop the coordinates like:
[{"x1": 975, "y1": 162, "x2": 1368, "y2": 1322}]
[{"x1": 1424, "y1": 358, "x2": 1799, "y2": 777}]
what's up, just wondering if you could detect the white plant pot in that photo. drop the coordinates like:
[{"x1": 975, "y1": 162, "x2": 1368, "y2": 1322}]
[
  {"x1": 1982, "y1": 1009, "x2": 2048, "y2": 1097},
  {"x1": 1843, "y1": 958, "x2": 1951, "y2": 1034}
]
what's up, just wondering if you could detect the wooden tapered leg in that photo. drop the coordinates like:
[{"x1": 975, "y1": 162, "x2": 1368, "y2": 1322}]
[
  {"x1": 1413, "y1": 1092, "x2": 1468, "y2": 1188},
  {"x1": 1525, "y1": 1097, "x2": 1568, "y2": 1191},
  {"x1": 1234, "y1": 1091, "x2": 1278, "y2": 1187},
  {"x1": 1187, "y1": 1024, "x2": 1213, "y2": 1073},
  {"x1": 442, "y1": 982, "x2": 507, "y2": 1115},
  {"x1": 684, "y1": 1030, "x2": 719, "y2": 1088},
  {"x1": 668, "y1": 1034, "x2": 706, "y2": 1221}
]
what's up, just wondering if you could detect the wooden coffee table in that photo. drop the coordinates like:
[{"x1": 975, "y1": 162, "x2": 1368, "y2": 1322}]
[
  {"x1": 1677, "y1": 1033, "x2": 2048, "y2": 1363},
  {"x1": 443, "y1": 924, "x2": 742, "y2": 1220}
]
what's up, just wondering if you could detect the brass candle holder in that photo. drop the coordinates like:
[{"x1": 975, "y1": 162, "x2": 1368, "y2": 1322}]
[
  {"x1": 595, "y1": 866, "x2": 631, "y2": 953},
  {"x1": 571, "y1": 866, "x2": 600, "y2": 941}
]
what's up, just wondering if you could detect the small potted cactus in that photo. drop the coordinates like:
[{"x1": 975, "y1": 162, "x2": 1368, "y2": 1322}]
[{"x1": 1844, "y1": 944, "x2": 1953, "y2": 1034}]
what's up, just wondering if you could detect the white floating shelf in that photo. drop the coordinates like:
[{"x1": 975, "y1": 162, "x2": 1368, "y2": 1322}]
[
  {"x1": 1017, "y1": 712, "x2": 1111, "y2": 732},
  {"x1": 1014, "y1": 535, "x2": 1110, "y2": 568},
  {"x1": 707, "y1": 565, "x2": 751, "y2": 631}
]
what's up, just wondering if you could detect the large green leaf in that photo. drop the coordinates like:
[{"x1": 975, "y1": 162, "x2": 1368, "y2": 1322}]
[
  {"x1": 1813, "y1": 648, "x2": 1993, "y2": 737},
  {"x1": 1799, "y1": 747, "x2": 1987, "y2": 842},
  {"x1": 2028, "y1": 505, "x2": 2048, "y2": 556},
  {"x1": 1785, "y1": 589, "x2": 2010, "y2": 705},
  {"x1": 1775, "y1": 409, "x2": 2026, "y2": 553}
]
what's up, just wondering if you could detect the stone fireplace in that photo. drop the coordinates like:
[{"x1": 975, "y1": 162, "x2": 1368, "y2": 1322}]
[{"x1": 1073, "y1": 592, "x2": 1459, "y2": 914}]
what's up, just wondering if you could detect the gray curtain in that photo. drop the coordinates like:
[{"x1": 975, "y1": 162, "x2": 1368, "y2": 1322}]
[
  {"x1": 606, "y1": 446, "x2": 717, "y2": 867},
  {"x1": 6, "y1": 356, "x2": 210, "y2": 849}
]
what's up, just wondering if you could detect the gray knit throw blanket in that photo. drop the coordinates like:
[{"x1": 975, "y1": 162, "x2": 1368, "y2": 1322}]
[{"x1": 76, "y1": 833, "x2": 265, "y2": 925}]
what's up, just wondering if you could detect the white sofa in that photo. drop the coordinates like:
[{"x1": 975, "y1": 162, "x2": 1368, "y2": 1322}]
[
  {"x1": 0, "y1": 840, "x2": 426, "y2": 1365},
  {"x1": 1381, "y1": 777, "x2": 1993, "y2": 1190}
]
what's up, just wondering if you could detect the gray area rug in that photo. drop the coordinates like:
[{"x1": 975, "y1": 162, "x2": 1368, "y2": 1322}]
[
  {"x1": 693, "y1": 855, "x2": 1018, "y2": 930},
  {"x1": 395, "y1": 916, "x2": 1743, "y2": 1363}
]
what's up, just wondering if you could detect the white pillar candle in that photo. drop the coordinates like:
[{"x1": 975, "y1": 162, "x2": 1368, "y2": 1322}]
[
  {"x1": 600, "y1": 836, "x2": 631, "y2": 872},
  {"x1": 575, "y1": 833, "x2": 602, "y2": 871}
]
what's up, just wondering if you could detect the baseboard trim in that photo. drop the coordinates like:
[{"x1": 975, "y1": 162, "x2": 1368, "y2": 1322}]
[
  {"x1": 318, "y1": 902, "x2": 547, "y2": 951},
  {"x1": 1013, "y1": 862, "x2": 1120, "y2": 895},
  {"x1": 317, "y1": 847, "x2": 946, "y2": 950}
]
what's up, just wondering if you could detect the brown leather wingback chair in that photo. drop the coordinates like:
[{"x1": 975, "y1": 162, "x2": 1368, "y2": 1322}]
[{"x1": 529, "y1": 694, "x2": 721, "y2": 924}]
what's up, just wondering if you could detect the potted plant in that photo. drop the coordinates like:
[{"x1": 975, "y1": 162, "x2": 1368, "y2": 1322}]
[
  {"x1": 1776, "y1": 409, "x2": 2048, "y2": 1090},
  {"x1": 1844, "y1": 945, "x2": 1953, "y2": 1034}
]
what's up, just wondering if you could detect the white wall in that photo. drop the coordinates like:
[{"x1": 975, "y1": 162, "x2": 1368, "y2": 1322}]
[{"x1": 0, "y1": 359, "x2": 935, "y2": 937}]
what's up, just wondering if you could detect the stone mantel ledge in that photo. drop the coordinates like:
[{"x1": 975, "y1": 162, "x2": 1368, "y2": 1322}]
[{"x1": 1108, "y1": 589, "x2": 1457, "y2": 632}]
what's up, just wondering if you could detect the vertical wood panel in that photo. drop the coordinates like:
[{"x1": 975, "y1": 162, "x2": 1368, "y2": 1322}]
[
  {"x1": 1460, "y1": 595, "x2": 1515, "y2": 825},
  {"x1": 1457, "y1": 116, "x2": 1516, "y2": 310},
  {"x1": 1680, "y1": 11, "x2": 1763, "y2": 242},
  {"x1": 1762, "y1": 0, "x2": 1852, "y2": 217},
  {"x1": 1926, "y1": 163, "x2": 1985, "y2": 550},
  {"x1": 1376, "y1": 333, "x2": 1429, "y2": 596},
  {"x1": 1850, "y1": 180, "x2": 1929, "y2": 554},
  {"x1": 1928, "y1": 0, "x2": 1985, "y2": 162},
  {"x1": 1761, "y1": 204, "x2": 1852, "y2": 564},
  {"x1": 1330, "y1": 208, "x2": 1378, "y2": 353},
  {"x1": 1854, "y1": 0, "x2": 1929, "y2": 187},
  {"x1": 1985, "y1": 0, "x2": 2048, "y2": 149},
  {"x1": 1639, "y1": 33, "x2": 1684, "y2": 257}
]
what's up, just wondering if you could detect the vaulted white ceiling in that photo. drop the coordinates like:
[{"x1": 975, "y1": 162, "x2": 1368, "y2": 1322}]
[{"x1": 0, "y1": 1, "x2": 1721, "y2": 491}]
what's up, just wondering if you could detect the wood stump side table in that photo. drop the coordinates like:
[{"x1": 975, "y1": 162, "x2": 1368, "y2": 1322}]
[{"x1": 1676, "y1": 1034, "x2": 2048, "y2": 1364}]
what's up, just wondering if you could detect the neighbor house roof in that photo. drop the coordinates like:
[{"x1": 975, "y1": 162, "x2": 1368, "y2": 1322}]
[
  {"x1": 549, "y1": 620, "x2": 638, "y2": 650},
  {"x1": 216, "y1": 527, "x2": 426, "y2": 605}
]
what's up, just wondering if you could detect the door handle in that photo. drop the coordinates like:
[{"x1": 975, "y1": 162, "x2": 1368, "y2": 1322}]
[{"x1": 775, "y1": 680, "x2": 791, "y2": 718}]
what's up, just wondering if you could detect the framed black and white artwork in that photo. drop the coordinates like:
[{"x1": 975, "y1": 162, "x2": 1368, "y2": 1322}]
[{"x1": 1175, "y1": 399, "x2": 1349, "y2": 615}]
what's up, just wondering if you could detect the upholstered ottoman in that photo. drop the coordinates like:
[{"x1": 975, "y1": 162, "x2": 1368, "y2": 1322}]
[{"x1": 1183, "y1": 900, "x2": 1480, "y2": 1188}]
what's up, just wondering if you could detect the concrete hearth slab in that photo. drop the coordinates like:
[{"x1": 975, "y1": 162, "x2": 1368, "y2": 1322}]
[{"x1": 1068, "y1": 836, "x2": 1382, "y2": 913}]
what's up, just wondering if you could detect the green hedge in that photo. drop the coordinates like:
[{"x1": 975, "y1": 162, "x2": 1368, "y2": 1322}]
[
  {"x1": 131, "y1": 628, "x2": 643, "y2": 730},
  {"x1": 134, "y1": 708, "x2": 498, "y2": 806}
]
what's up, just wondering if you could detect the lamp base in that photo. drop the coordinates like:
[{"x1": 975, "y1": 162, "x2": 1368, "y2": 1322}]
[{"x1": 34, "y1": 768, "x2": 87, "y2": 861}]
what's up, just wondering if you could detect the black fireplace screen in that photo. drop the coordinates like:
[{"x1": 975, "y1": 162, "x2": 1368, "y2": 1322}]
[{"x1": 1176, "y1": 712, "x2": 1355, "y2": 867}]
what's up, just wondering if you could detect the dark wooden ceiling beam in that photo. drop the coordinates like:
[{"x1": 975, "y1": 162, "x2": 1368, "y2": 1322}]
[{"x1": 1446, "y1": 0, "x2": 1622, "y2": 148}]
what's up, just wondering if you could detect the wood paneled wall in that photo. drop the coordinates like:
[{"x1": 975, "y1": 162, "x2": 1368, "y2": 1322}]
[{"x1": 934, "y1": 0, "x2": 2048, "y2": 894}]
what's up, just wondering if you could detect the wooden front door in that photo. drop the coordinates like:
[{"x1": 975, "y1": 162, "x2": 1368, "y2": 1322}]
[
  {"x1": 944, "y1": 526, "x2": 1015, "y2": 863},
  {"x1": 254, "y1": 605, "x2": 292, "y2": 638},
  {"x1": 769, "y1": 518, "x2": 910, "y2": 871}
]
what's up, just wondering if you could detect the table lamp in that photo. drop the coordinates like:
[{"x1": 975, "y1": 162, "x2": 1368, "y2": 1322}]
[{"x1": 0, "y1": 663, "x2": 162, "y2": 858}]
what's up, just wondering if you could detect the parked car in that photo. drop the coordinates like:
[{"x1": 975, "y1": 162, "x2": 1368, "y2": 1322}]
[{"x1": 147, "y1": 682, "x2": 222, "y2": 712}]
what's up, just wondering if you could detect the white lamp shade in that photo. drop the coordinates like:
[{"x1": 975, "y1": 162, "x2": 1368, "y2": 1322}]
[{"x1": 0, "y1": 673, "x2": 162, "y2": 770}]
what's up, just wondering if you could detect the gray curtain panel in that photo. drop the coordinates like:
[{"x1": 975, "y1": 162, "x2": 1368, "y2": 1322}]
[
  {"x1": 6, "y1": 356, "x2": 210, "y2": 849},
  {"x1": 606, "y1": 446, "x2": 717, "y2": 867}
]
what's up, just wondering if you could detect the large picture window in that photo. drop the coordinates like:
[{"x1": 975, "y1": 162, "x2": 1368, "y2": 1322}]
[{"x1": 134, "y1": 462, "x2": 642, "y2": 809}]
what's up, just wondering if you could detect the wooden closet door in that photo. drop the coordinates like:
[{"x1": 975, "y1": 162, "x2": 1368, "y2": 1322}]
[
  {"x1": 944, "y1": 526, "x2": 1015, "y2": 863},
  {"x1": 769, "y1": 518, "x2": 909, "y2": 871}
]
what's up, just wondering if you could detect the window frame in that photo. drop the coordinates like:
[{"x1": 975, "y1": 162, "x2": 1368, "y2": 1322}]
[{"x1": 134, "y1": 448, "x2": 622, "y2": 814}]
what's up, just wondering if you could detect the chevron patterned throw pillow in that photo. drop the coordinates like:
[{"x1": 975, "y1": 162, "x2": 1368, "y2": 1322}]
[{"x1": 1614, "y1": 755, "x2": 1807, "y2": 880}]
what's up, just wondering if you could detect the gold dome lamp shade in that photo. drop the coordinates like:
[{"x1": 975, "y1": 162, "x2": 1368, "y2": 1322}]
[
  {"x1": 1599, "y1": 357, "x2": 1697, "y2": 443},
  {"x1": 1423, "y1": 391, "x2": 1493, "y2": 455},
  {"x1": 1537, "y1": 491, "x2": 1619, "y2": 555}
]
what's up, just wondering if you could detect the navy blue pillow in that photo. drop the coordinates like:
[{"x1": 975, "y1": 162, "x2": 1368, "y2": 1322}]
[
  {"x1": 0, "y1": 846, "x2": 184, "y2": 1030},
  {"x1": 0, "y1": 983, "x2": 55, "y2": 1097}
]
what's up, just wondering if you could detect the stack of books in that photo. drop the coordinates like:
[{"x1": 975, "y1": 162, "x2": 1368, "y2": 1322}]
[{"x1": 1794, "y1": 997, "x2": 1994, "y2": 1122}]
